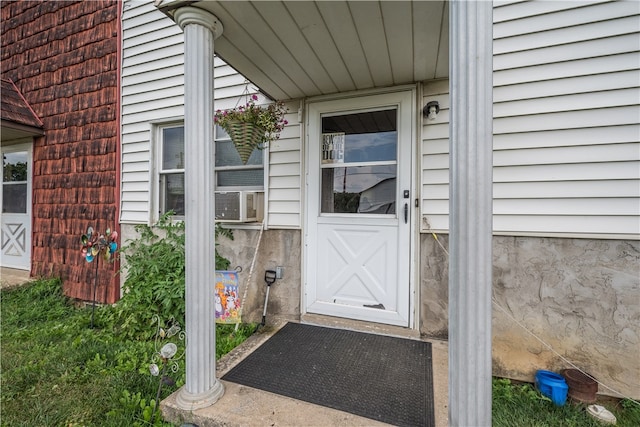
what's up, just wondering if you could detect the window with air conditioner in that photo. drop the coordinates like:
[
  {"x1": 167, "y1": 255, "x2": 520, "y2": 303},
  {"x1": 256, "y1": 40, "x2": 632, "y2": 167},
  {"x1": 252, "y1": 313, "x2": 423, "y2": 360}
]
[
  {"x1": 156, "y1": 123, "x2": 264, "y2": 222},
  {"x1": 215, "y1": 190, "x2": 264, "y2": 222},
  {"x1": 214, "y1": 124, "x2": 265, "y2": 222}
]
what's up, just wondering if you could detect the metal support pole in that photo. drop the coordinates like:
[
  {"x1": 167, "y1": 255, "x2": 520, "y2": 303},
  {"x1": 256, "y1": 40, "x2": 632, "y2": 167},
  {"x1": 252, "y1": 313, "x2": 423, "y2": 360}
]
[
  {"x1": 174, "y1": 6, "x2": 225, "y2": 410},
  {"x1": 448, "y1": 1, "x2": 494, "y2": 425}
]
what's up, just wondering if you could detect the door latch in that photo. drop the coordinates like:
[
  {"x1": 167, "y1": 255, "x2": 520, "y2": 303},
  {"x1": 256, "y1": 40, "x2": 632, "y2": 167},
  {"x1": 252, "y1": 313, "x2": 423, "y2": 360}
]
[{"x1": 403, "y1": 190, "x2": 409, "y2": 223}]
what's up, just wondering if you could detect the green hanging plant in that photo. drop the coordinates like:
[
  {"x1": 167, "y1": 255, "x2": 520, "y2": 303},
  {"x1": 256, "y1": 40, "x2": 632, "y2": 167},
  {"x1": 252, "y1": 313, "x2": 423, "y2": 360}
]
[{"x1": 214, "y1": 94, "x2": 288, "y2": 163}]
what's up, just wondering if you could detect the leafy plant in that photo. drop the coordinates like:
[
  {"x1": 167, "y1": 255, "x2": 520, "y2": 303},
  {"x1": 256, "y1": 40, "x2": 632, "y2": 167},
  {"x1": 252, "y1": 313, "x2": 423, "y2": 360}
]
[
  {"x1": 216, "y1": 323, "x2": 256, "y2": 359},
  {"x1": 106, "y1": 390, "x2": 170, "y2": 426},
  {"x1": 214, "y1": 94, "x2": 288, "y2": 144},
  {"x1": 1, "y1": 278, "x2": 254, "y2": 426},
  {"x1": 110, "y1": 212, "x2": 233, "y2": 340}
]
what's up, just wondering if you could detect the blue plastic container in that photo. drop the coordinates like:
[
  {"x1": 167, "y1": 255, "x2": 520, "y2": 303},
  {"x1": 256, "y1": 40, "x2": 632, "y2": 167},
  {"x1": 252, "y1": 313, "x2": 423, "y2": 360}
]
[{"x1": 535, "y1": 370, "x2": 569, "y2": 406}]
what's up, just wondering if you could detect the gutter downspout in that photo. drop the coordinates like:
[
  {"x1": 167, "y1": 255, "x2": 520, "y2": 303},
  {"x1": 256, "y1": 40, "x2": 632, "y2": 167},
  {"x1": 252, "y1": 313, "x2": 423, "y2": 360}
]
[{"x1": 114, "y1": 0, "x2": 123, "y2": 301}]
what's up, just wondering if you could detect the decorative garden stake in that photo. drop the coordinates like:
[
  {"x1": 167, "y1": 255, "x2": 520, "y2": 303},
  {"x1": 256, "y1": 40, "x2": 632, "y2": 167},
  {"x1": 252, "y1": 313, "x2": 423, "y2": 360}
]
[
  {"x1": 214, "y1": 93, "x2": 288, "y2": 164},
  {"x1": 80, "y1": 226, "x2": 118, "y2": 328},
  {"x1": 149, "y1": 315, "x2": 185, "y2": 422}
]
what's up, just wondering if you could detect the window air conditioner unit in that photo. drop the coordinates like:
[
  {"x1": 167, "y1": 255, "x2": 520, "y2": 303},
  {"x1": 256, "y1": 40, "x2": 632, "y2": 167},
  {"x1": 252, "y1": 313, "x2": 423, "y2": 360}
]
[{"x1": 215, "y1": 191, "x2": 264, "y2": 223}]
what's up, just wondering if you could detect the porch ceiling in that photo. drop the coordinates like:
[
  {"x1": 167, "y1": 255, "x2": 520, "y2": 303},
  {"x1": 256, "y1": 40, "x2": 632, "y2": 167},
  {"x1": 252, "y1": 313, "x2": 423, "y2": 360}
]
[{"x1": 164, "y1": 1, "x2": 449, "y2": 100}]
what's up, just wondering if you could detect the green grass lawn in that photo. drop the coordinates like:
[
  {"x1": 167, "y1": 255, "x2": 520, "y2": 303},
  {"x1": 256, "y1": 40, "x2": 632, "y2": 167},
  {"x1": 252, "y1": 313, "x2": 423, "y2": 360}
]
[
  {"x1": 492, "y1": 378, "x2": 640, "y2": 427},
  {"x1": 2, "y1": 278, "x2": 638, "y2": 426},
  {"x1": 0, "y1": 278, "x2": 254, "y2": 426}
]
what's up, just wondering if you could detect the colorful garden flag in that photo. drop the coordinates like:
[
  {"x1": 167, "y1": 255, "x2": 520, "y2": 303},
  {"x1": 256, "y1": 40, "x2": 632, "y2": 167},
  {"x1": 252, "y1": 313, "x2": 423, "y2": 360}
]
[{"x1": 215, "y1": 270, "x2": 241, "y2": 324}]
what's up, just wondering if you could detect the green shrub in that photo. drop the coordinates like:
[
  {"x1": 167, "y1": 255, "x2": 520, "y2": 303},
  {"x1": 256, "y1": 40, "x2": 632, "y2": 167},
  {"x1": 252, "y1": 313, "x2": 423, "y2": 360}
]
[
  {"x1": 2, "y1": 275, "x2": 255, "y2": 426},
  {"x1": 110, "y1": 213, "x2": 233, "y2": 339}
]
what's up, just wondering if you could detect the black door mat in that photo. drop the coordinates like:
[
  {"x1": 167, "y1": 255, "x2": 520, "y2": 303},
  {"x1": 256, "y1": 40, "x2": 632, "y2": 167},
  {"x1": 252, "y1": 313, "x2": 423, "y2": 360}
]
[{"x1": 222, "y1": 322, "x2": 434, "y2": 427}]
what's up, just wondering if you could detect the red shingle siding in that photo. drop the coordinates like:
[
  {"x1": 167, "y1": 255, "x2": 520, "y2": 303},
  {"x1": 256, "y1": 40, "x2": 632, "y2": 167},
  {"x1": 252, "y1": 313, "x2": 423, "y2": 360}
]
[{"x1": 1, "y1": 0, "x2": 120, "y2": 303}]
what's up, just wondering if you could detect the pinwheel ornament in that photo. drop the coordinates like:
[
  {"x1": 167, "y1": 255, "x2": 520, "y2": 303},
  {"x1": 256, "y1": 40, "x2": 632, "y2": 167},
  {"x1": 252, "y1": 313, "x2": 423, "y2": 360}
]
[
  {"x1": 80, "y1": 226, "x2": 118, "y2": 328},
  {"x1": 80, "y1": 226, "x2": 118, "y2": 263}
]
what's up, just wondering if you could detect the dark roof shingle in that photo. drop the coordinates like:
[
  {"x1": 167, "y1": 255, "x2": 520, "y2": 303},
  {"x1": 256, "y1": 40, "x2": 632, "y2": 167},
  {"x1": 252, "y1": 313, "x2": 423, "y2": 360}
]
[{"x1": 1, "y1": 77, "x2": 43, "y2": 128}]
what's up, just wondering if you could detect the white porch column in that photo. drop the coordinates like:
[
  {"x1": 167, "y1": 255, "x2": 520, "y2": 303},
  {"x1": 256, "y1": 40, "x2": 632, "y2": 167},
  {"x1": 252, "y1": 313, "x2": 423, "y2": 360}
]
[
  {"x1": 448, "y1": 1, "x2": 493, "y2": 426},
  {"x1": 173, "y1": 7, "x2": 224, "y2": 410}
]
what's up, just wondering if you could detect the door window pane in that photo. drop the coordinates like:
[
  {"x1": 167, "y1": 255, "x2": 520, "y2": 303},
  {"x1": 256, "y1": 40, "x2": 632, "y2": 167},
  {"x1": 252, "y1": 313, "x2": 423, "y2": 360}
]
[
  {"x1": 322, "y1": 110, "x2": 397, "y2": 162},
  {"x1": 320, "y1": 109, "x2": 397, "y2": 214},
  {"x1": 2, "y1": 183, "x2": 27, "y2": 213},
  {"x1": 2, "y1": 151, "x2": 28, "y2": 213},
  {"x1": 321, "y1": 166, "x2": 396, "y2": 214},
  {"x1": 3, "y1": 151, "x2": 28, "y2": 182}
]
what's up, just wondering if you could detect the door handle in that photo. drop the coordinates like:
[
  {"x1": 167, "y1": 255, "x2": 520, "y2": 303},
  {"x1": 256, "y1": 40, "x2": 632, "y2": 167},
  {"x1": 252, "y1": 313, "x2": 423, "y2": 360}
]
[{"x1": 404, "y1": 203, "x2": 408, "y2": 223}]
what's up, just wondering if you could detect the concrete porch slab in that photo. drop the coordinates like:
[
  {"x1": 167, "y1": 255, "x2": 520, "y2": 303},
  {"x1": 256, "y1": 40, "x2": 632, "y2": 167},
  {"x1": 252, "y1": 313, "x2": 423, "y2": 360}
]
[
  {"x1": 0, "y1": 267, "x2": 31, "y2": 290},
  {"x1": 162, "y1": 317, "x2": 449, "y2": 427}
]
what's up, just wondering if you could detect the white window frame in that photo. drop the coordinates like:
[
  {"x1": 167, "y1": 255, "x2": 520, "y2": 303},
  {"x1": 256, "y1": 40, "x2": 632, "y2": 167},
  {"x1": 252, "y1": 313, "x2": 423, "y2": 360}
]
[
  {"x1": 156, "y1": 122, "x2": 186, "y2": 220},
  {"x1": 153, "y1": 122, "x2": 267, "y2": 223}
]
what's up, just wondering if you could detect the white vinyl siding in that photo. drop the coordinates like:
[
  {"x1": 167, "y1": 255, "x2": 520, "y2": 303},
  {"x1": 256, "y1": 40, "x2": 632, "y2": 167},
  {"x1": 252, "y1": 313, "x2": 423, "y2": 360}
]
[
  {"x1": 421, "y1": 0, "x2": 640, "y2": 238},
  {"x1": 120, "y1": 1, "x2": 184, "y2": 223},
  {"x1": 266, "y1": 101, "x2": 302, "y2": 228},
  {"x1": 120, "y1": 1, "x2": 302, "y2": 227},
  {"x1": 421, "y1": 79, "x2": 450, "y2": 232}
]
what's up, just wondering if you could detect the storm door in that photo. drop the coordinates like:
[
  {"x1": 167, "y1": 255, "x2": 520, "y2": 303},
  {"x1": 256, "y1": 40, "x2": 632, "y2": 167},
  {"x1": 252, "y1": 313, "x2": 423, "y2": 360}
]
[
  {"x1": 305, "y1": 91, "x2": 414, "y2": 326},
  {"x1": 1, "y1": 143, "x2": 32, "y2": 270}
]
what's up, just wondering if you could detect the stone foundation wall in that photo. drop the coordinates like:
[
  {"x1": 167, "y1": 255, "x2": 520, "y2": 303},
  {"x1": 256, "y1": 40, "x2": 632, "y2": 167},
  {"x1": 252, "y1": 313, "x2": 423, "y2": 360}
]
[
  {"x1": 420, "y1": 234, "x2": 640, "y2": 399},
  {"x1": 215, "y1": 228, "x2": 302, "y2": 324},
  {"x1": 119, "y1": 225, "x2": 302, "y2": 324},
  {"x1": 120, "y1": 223, "x2": 639, "y2": 398}
]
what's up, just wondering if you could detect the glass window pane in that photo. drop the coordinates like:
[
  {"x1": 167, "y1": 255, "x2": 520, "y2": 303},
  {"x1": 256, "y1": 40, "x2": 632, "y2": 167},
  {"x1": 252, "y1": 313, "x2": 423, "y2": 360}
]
[
  {"x1": 162, "y1": 127, "x2": 185, "y2": 170},
  {"x1": 214, "y1": 125, "x2": 264, "y2": 192},
  {"x1": 343, "y1": 131, "x2": 396, "y2": 163},
  {"x1": 215, "y1": 140, "x2": 263, "y2": 166},
  {"x1": 2, "y1": 183, "x2": 27, "y2": 213},
  {"x1": 322, "y1": 110, "x2": 397, "y2": 163},
  {"x1": 217, "y1": 169, "x2": 264, "y2": 187},
  {"x1": 321, "y1": 165, "x2": 396, "y2": 214},
  {"x1": 162, "y1": 173, "x2": 185, "y2": 215},
  {"x1": 216, "y1": 125, "x2": 229, "y2": 139},
  {"x1": 3, "y1": 151, "x2": 28, "y2": 182}
]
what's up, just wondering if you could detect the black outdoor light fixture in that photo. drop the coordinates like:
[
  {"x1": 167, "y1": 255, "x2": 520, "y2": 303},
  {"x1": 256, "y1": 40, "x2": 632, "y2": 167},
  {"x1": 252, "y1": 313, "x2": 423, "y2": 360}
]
[{"x1": 423, "y1": 100, "x2": 440, "y2": 120}]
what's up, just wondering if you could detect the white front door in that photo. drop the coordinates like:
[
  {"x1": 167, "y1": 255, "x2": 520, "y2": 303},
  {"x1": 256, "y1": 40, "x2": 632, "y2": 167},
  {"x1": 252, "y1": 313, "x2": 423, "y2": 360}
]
[
  {"x1": 305, "y1": 90, "x2": 415, "y2": 327},
  {"x1": 1, "y1": 143, "x2": 32, "y2": 270}
]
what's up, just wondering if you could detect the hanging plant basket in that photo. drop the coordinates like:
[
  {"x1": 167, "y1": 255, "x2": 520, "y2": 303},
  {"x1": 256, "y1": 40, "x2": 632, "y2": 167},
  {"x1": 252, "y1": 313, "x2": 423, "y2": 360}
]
[
  {"x1": 224, "y1": 121, "x2": 266, "y2": 164},
  {"x1": 215, "y1": 93, "x2": 288, "y2": 164}
]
